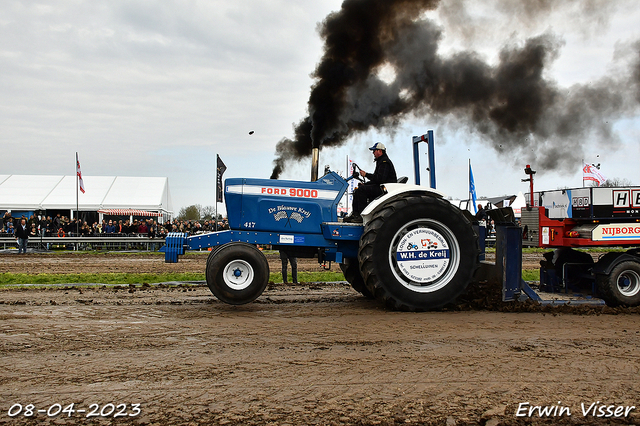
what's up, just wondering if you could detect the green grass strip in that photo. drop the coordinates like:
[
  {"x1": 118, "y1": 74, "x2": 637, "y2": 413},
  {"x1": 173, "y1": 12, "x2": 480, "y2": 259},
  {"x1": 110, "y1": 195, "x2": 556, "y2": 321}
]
[
  {"x1": 0, "y1": 269, "x2": 540, "y2": 287},
  {"x1": 0, "y1": 272, "x2": 205, "y2": 286},
  {"x1": 271, "y1": 271, "x2": 345, "y2": 283},
  {"x1": 0, "y1": 270, "x2": 347, "y2": 287}
]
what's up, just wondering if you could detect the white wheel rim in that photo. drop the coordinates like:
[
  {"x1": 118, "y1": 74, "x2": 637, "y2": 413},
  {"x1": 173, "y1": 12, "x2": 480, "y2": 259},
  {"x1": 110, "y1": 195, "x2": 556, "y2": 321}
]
[
  {"x1": 223, "y1": 259, "x2": 254, "y2": 291},
  {"x1": 389, "y1": 218, "x2": 460, "y2": 293},
  {"x1": 617, "y1": 270, "x2": 640, "y2": 297}
]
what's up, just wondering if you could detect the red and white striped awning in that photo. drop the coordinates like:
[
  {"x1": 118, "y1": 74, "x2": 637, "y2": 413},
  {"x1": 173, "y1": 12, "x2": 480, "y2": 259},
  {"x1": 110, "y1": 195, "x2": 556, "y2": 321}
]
[{"x1": 97, "y1": 209, "x2": 163, "y2": 217}]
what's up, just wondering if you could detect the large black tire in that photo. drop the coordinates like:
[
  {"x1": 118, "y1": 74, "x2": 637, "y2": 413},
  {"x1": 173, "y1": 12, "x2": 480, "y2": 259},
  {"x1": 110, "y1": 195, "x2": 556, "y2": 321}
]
[
  {"x1": 358, "y1": 195, "x2": 479, "y2": 311},
  {"x1": 596, "y1": 260, "x2": 640, "y2": 307},
  {"x1": 206, "y1": 242, "x2": 270, "y2": 305},
  {"x1": 340, "y1": 257, "x2": 374, "y2": 299}
]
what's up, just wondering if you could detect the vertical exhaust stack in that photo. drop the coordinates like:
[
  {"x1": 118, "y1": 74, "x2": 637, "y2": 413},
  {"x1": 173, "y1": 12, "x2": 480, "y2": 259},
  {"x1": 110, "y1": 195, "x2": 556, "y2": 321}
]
[{"x1": 311, "y1": 147, "x2": 319, "y2": 181}]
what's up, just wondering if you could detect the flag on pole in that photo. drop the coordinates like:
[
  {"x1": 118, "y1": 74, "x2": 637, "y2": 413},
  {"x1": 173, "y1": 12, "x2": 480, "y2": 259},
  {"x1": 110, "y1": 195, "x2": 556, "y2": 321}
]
[
  {"x1": 216, "y1": 155, "x2": 227, "y2": 202},
  {"x1": 347, "y1": 155, "x2": 356, "y2": 212},
  {"x1": 469, "y1": 161, "x2": 477, "y2": 214},
  {"x1": 583, "y1": 163, "x2": 607, "y2": 186},
  {"x1": 76, "y1": 153, "x2": 85, "y2": 194}
]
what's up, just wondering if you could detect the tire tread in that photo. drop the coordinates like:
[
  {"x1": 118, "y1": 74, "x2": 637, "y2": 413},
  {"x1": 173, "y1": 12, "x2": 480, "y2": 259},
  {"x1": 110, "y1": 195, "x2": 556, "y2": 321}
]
[{"x1": 358, "y1": 195, "x2": 480, "y2": 311}]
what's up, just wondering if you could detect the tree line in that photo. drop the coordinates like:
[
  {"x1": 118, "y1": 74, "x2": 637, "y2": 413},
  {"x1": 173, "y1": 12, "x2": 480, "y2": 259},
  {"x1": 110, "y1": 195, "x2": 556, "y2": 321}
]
[{"x1": 176, "y1": 204, "x2": 224, "y2": 221}]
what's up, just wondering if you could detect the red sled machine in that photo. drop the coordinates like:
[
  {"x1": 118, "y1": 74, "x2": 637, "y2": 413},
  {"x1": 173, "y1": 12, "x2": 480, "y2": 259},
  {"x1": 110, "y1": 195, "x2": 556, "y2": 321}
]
[{"x1": 521, "y1": 186, "x2": 640, "y2": 306}]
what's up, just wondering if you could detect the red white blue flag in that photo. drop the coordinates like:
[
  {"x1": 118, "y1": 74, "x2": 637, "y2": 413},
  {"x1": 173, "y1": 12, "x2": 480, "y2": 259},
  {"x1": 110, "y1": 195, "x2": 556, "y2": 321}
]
[
  {"x1": 583, "y1": 163, "x2": 606, "y2": 186},
  {"x1": 76, "y1": 153, "x2": 85, "y2": 193}
]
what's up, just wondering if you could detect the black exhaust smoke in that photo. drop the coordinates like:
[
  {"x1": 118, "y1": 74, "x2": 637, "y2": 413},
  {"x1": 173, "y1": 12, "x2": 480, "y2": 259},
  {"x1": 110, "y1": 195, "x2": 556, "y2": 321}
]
[{"x1": 270, "y1": 0, "x2": 640, "y2": 179}]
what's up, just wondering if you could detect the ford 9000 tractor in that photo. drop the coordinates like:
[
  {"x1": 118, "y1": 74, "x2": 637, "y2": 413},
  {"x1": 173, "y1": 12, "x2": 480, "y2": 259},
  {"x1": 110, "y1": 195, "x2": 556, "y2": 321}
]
[{"x1": 163, "y1": 132, "x2": 481, "y2": 311}]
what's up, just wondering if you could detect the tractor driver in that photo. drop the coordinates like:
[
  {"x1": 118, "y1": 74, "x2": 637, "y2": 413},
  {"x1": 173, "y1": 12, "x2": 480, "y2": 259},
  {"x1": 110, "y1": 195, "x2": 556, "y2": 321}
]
[{"x1": 344, "y1": 142, "x2": 397, "y2": 223}]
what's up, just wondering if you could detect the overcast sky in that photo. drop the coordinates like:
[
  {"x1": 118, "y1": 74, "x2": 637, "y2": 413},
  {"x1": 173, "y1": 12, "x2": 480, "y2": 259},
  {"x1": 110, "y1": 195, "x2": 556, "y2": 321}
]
[{"x1": 2, "y1": 0, "x2": 639, "y2": 214}]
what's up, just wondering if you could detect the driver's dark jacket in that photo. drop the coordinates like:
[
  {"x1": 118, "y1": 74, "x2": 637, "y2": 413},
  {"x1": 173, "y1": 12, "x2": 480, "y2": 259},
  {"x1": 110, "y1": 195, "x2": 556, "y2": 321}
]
[{"x1": 364, "y1": 152, "x2": 397, "y2": 185}]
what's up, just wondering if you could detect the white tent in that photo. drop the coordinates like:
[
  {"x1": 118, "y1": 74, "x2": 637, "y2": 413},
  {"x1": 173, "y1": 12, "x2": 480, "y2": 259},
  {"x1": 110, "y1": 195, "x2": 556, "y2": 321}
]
[
  {"x1": 0, "y1": 175, "x2": 173, "y2": 219},
  {"x1": 508, "y1": 191, "x2": 527, "y2": 218}
]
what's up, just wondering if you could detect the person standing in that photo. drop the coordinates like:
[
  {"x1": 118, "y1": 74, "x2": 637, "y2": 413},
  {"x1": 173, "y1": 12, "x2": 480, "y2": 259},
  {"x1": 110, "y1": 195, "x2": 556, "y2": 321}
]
[
  {"x1": 147, "y1": 219, "x2": 156, "y2": 238},
  {"x1": 39, "y1": 216, "x2": 48, "y2": 237},
  {"x1": 52, "y1": 213, "x2": 62, "y2": 232},
  {"x1": 3, "y1": 211, "x2": 13, "y2": 230},
  {"x1": 15, "y1": 218, "x2": 29, "y2": 254},
  {"x1": 104, "y1": 220, "x2": 116, "y2": 234},
  {"x1": 475, "y1": 204, "x2": 487, "y2": 222},
  {"x1": 279, "y1": 249, "x2": 298, "y2": 284},
  {"x1": 138, "y1": 219, "x2": 148, "y2": 235}
]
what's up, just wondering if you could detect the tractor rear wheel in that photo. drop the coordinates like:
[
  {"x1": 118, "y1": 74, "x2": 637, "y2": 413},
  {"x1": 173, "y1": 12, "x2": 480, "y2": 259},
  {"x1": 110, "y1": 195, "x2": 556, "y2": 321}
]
[
  {"x1": 206, "y1": 242, "x2": 270, "y2": 305},
  {"x1": 596, "y1": 260, "x2": 640, "y2": 307},
  {"x1": 340, "y1": 257, "x2": 374, "y2": 299},
  {"x1": 358, "y1": 195, "x2": 479, "y2": 311}
]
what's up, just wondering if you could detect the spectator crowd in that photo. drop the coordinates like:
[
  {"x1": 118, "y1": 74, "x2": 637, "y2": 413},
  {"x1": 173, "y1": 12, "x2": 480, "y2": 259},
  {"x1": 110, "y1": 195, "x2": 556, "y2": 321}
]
[{"x1": 0, "y1": 211, "x2": 229, "y2": 238}]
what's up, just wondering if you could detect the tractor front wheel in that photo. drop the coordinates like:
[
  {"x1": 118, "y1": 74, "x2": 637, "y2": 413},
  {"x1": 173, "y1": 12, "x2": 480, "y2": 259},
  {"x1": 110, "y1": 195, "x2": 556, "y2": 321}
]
[
  {"x1": 340, "y1": 257, "x2": 374, "y2": 299},
  {"x1": 206, "y1": 242, "x2": 270, "y2": 304}
]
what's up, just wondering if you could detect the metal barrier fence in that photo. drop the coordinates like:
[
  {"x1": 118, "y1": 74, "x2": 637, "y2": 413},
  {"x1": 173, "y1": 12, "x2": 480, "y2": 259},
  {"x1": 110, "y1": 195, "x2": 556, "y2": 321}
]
[
  {"x1": 0, "y1": 235, "x2": 165, "y2": 251},
  {"x1": 1, "y1": 231, "x2": 498, "y2": 252}
]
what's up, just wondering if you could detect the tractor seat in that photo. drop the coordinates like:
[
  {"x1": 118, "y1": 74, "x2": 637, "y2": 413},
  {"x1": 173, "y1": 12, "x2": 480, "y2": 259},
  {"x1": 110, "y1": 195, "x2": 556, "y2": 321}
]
[{"x1": 397, "y1": 176, "x2": 408, "y2": 184}]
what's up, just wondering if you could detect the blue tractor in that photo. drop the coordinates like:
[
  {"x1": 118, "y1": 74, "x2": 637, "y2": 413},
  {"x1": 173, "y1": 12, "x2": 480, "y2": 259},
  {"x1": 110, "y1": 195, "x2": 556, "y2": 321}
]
[{"x1": 163, "y1": 132, "x2": 480, "y2": 311}]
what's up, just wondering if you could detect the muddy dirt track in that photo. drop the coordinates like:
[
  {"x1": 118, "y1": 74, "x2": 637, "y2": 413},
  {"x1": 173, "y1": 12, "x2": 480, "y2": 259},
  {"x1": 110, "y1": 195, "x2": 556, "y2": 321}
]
[{"x1": 1, "y1": 252, "x2": 639, "y2": 425}]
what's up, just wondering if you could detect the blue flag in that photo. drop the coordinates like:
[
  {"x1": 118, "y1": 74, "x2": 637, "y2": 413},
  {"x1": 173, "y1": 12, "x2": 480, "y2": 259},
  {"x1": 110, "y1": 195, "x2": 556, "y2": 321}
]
[{"x1": 469, "y1": 162, "x2": 477, "y2": 214}]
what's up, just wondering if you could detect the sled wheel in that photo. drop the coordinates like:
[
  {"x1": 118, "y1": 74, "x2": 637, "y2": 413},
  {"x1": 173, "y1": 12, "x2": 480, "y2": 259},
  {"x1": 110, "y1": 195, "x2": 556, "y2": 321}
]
[
  {"x1": 358, "y1": 195, "x2": 479, "y2": 311},
  {"x1": 206, "y1": 242, "x2": 270, "y2": 305},
  {"x1": 597, "y1": 261, "x2": 640, "y2": 307},
  {"x1": 340, "y1": 257, "x2": 374, "y2": 299}
]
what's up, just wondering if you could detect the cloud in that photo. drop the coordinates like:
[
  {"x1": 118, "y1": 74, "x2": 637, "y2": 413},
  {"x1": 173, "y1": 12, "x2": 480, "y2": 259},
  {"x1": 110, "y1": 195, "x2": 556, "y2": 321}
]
[
  {"x1": 270, "y1": 0, "x2": 640, "y2": 179},
  {"x1": 0, "y1": 0, "x2": 638, "y2": 213}
]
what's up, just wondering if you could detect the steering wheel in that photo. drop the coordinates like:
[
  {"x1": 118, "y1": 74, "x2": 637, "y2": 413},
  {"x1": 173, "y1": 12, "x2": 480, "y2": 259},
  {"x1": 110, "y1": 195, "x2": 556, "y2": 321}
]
[{"x1": 350, "y1": 163, "x2": 365, "y2": 183}]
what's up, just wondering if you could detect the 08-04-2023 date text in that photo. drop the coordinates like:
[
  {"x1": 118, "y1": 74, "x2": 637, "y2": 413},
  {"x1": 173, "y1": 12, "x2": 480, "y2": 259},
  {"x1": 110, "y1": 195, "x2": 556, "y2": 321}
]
[{"x1": 7, "y1": 403, "x2": 141, "y2": 418}]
